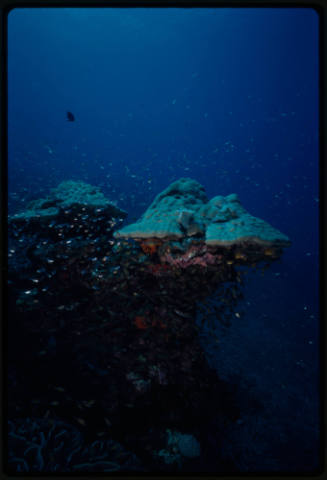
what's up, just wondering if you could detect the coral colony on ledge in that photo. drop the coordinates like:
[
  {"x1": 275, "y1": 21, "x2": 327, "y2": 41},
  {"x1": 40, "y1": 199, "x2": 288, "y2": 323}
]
[
  {"x1": 114, "y1": 177, "x2": 290, "y2": 262},
  {"x1": 7, "y1": 178, "x2": 291, "y2": 473}
]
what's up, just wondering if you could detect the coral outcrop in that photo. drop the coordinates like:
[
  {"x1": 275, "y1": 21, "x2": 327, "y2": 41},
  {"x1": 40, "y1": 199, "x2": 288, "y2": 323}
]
[
  {"x1": 115, "y1": 178, "x2": 207, "y2": 239},
  {"x1": 115, "y1": 178, "x2": 290, "y2": 249},
  {"x1": 115, "y1": 178, "x2": 290, "y2": 269},
  {"x1": 10, "y1": 180, "x2": 127, "y2": 224},
  {"x1": 8, "y1": 178, "x2": 292, "y2": 474}
]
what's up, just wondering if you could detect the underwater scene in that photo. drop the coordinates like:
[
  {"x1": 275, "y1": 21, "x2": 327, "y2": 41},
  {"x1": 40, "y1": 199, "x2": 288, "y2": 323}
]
[{"x1": 7, "y1": 7, "x2": 320, "y2": 474}]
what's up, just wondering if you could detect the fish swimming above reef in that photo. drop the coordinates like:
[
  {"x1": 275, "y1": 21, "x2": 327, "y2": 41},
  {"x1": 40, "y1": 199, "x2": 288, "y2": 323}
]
[{"x1": 66, "y1": 111, "x2": 75, "y2": 122}]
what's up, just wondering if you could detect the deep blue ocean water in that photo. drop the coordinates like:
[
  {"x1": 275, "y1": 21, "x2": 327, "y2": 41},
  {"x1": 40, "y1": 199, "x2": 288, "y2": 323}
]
[{"x1": 7, "y1": 7, "x2": 320, "y2": 472}]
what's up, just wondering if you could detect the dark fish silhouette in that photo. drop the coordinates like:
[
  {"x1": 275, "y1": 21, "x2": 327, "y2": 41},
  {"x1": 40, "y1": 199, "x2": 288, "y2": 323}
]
[{"x1": 67, "y1": 111, "x2": 75, "y2": 122}]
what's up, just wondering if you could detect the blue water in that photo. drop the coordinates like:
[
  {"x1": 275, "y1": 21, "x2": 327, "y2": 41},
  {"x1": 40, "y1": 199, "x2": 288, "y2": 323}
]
[{"x1": 7, "y1": 7, "x2": 320, "y2": 472}]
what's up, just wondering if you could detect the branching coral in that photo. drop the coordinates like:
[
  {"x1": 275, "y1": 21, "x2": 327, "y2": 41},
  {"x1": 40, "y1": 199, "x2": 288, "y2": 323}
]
[{"x1": 8, "y1": 418, "x2": 143, "y2": 473}]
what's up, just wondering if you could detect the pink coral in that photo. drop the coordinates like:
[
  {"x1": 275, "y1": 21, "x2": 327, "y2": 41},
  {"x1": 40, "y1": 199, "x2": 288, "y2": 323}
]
[{"x1": 159, "y1": 245, "x2": 219, "y2": 269}]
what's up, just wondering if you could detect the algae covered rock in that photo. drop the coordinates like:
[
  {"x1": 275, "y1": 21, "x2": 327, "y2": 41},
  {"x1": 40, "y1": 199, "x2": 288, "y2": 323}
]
[{"x1": 115, "y1": 178, "x2": 291, "y2": 250}]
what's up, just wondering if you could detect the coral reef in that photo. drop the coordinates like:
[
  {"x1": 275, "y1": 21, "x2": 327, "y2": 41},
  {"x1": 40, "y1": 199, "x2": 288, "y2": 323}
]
[
  {"x1": 115, "y1": 178, "x2": 291, "y2": 250},
  {"x1": 114, "y1": 178, "x2": 290, "y2": 275},
  {"x1": 10, "y1": 180, "x2": 126, "y2": 224},
  {"x1": 7, "y1": 179, "x2": 292, "y2": 473}
]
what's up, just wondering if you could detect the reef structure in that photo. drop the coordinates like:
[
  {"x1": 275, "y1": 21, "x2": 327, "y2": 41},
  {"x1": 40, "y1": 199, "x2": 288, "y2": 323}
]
[
  {"x1": 8, "y1": 180, "x2": 126, "y2": 284},
  {"x1": 115, "y1": 178, "x2": 291, "y2": 267},
  {"x1": 7, "y1": 178, "x2": 292, "y2": 473},
  {"x1": 10, "y1": 180, "x2": 126, "y2": 225}
]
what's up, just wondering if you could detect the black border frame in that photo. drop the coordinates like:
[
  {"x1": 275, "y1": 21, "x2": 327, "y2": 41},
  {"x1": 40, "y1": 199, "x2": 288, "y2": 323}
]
[{"x1": 1, "y1": 2, "x2": 325, "y2": 479}]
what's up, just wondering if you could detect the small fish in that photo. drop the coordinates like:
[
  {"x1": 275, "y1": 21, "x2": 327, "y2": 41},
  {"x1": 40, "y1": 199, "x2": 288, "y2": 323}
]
[
  {"x1": 174, "y1": 309, "x2": 190, "y2": 319},
  {"x1": 67, "y1": 111, "x2": 75, "y2": 122}
]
